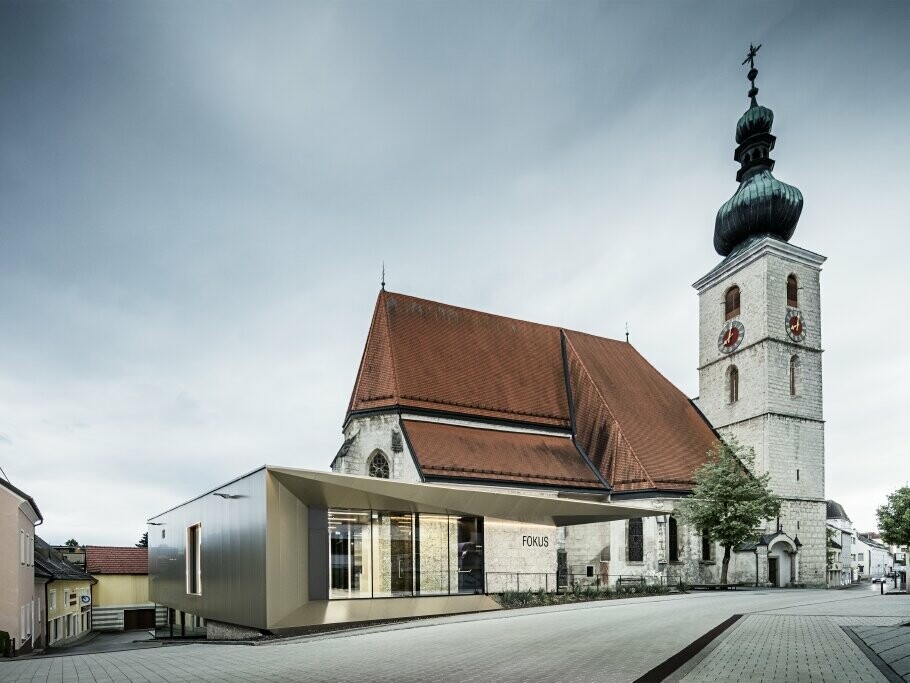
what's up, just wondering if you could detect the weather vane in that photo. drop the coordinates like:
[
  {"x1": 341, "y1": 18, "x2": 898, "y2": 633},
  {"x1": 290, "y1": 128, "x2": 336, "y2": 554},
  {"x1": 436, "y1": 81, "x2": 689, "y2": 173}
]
[{"x1": 742, "y1": 42, "x2": 762, "y2": 104}]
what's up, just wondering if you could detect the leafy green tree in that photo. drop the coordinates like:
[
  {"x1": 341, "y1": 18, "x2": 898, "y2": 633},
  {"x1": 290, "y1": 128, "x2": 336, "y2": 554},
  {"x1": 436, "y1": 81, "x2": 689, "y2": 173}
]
[
  {"x1": 136, "y1": 532, "x2": 148, "y2": 548},
  {"x1": 676, "y1": 439, "x2": 781, "y2": 584},
  {"x1": 64, "y1": 538, "x2": 79, "y2": 548},
  {"x1": 876, "y1": 486, "x2": 910, "y2": 547}
]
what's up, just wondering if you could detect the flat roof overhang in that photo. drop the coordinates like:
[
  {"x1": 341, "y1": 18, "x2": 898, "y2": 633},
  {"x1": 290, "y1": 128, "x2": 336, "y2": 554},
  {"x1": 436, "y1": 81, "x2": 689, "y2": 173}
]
[{"x1": 267, "y1": 466, "x2": 663, "y2": 526}]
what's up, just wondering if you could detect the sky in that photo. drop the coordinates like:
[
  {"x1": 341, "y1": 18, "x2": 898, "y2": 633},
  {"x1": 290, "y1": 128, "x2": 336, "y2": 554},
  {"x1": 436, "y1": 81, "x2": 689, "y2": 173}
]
[{"x1": 1, "y1": 1, "x2": 908, "y2": 546}]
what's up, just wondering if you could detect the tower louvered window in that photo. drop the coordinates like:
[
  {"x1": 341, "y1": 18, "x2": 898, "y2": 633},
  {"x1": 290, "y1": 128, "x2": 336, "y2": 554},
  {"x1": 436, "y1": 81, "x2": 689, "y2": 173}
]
[
  {"x1": 725, "y1": 286, "x2": 740, "y2": 320},
  {"x1": 628, "y1": 518, "x2": 644, "y2": 562},
  {"x1": 729, "y1": 366, "x2": 739, "y2": 403},
  {"x1": 787, "y1": 275, "x2": 799, "y2": 308}
]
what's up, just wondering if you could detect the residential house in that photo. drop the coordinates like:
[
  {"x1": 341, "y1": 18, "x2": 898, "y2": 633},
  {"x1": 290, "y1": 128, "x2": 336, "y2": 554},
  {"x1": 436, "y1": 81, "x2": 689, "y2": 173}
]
[
  {"x1": 855, "y1": 533, "x2": 893, "y2": 580},
  {"x1": 86, "y1": 546, "x2": 162, "y2": 631},
  {"x1": 34, "y1": 537, "x2": 96, "y2": 647},
  {"x1": 826, "y1": 500, "x2": 854, "y2": 587},
  {"x1": 0, "y1": 477, "x2": 42, "y2": 656}
]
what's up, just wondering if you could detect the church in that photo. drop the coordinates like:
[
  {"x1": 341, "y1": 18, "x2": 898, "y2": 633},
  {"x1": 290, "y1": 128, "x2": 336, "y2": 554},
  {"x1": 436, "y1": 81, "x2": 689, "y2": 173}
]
[{"x1": 331, "y1": 50, "x2": 828, "y2": 589}]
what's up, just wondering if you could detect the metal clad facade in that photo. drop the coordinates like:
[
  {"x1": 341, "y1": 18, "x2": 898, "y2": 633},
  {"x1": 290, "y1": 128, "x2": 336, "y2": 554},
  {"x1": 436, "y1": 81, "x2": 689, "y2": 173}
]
[{"x1": 148, "y1": 468, "x2": 268, "y2": 629}]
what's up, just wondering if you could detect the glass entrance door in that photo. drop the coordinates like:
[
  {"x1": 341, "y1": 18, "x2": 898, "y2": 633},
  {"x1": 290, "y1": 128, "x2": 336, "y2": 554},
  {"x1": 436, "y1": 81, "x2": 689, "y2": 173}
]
[{"x1": 389, "y1": 513, "x2": 413, "y2": 595}]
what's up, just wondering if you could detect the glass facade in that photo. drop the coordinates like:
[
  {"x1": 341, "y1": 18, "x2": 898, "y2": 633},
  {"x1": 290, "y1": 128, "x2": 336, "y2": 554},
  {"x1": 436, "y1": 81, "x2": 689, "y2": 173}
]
[{"x1": 328, "y1": 509, "x2": 483, "y2": 599}]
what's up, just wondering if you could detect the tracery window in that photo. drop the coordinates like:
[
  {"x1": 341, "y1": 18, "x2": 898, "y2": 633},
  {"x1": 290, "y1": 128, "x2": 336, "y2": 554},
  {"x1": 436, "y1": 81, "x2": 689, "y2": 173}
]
[
  {"x1": 668, "y1": 517, "x2": 679, "y2": 563},
  {"x1": 368, "y1": 451, "x2": 390, "y2": 479},
  {"x1": 787, "y1": 275, "x2": 799, "y2": 308},
  {"x1": 628, "y1": 518, "x2": 644, "y2": 562},
  {"x1": 725, "y1": 286, "x2": 740, "y2": 321},
  {"x1": 728, "y1": 366, "x2": 739, "y2": 404}
]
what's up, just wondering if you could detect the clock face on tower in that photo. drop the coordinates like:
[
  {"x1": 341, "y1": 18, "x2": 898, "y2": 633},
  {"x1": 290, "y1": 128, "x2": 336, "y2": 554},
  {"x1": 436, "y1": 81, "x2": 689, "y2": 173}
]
[
  {"x1": 786, "y1": 308, "x2": 806, "y2": 342},
  {"x1": 718, "y1": 320, "x2": 745, "y2": 354}
]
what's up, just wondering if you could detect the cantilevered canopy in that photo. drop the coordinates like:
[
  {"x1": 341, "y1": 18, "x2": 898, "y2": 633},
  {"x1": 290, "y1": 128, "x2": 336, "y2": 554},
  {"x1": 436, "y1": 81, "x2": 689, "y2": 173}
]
[{"x1": 267, "y1": 466, "x2": 662, "y2": 527}]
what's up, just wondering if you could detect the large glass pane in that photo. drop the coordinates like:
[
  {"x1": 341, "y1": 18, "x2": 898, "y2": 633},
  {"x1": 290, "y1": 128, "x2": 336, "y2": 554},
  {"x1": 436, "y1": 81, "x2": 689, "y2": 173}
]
[
  {"x1": 329, "y1": 509, "x2": 372, "y2": 599},
  {"x1": 456, "y1": 516, "x2": 484, "y2": 594},
  {"x1": 372, "y1": 512, "x2": 414, "y2": 597},
  {"x1": 416, "y1": 514, "x2": 450, "y2": 595}
]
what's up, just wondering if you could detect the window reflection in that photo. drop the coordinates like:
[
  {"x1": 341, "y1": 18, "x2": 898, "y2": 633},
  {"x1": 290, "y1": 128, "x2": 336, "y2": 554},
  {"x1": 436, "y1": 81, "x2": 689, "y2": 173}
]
[{"x1": 328, "y1": 510, "x2": 484, "y2": 599}]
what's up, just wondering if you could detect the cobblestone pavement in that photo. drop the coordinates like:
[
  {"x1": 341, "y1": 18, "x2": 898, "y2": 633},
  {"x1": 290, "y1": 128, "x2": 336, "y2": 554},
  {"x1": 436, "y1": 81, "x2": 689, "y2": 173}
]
[
  {"x1": 679, "y1": 587, "x2": 910, "y2": 683},
  {"x1": 1, "y1": 588, "x2": 908, "y2": 682},
  {"x1": 849, "y1": 624, "x2": 910, "y2": 681}
]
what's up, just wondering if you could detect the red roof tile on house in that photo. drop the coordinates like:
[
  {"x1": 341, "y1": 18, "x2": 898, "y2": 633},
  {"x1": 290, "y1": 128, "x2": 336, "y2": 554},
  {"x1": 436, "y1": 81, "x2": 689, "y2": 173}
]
[
  {"x1": 85, "y1": 546, "x2": 148, "y2": 574},
  {"x1": 402, "y1": 419, "x2": 604, "y2": 489},
  {"x1": 348, "y1": 291, "x2": 718, "y2": 493}
]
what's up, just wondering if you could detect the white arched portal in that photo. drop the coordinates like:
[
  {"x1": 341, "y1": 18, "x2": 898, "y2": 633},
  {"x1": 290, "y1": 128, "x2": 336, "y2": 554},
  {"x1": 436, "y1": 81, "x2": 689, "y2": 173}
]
[{"x1": 767, "y1": 537, "x2": 798, "y2": 587}]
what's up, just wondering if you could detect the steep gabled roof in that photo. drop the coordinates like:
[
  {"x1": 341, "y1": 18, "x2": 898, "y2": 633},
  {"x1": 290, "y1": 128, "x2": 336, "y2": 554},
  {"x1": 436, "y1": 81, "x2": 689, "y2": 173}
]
[
  {"x1": 347, "y1": 291, "x2": 718, "y2": 493},
  {"x1": 85, "y1": 546, "x2": 148, "y2": 574},
  {"x1": 348, "y1": 291, "x2": 570, "y2": 428}
]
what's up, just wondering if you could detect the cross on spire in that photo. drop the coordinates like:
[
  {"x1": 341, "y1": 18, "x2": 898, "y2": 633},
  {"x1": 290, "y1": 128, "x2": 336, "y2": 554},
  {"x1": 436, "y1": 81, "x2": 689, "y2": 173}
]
[
  {"x1": 742, "y1": 43, "x2": 762, "y2": 105},
  {"x1": 742, "y1": 42, "x2": 761, "y2": 69}
]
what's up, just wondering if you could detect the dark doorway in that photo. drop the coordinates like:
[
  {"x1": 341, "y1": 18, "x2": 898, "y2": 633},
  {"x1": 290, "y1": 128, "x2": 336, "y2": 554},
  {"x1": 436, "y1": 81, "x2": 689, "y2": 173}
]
[
  {"x1": 768, "y1": 557, "x2": 779, "y2": 587},
  {"x1": 123, "y1": 608, "x2": 156, "y2": 630},
  {"x1": 457, "y1": 517, "x2": 484, "y2": 594}
]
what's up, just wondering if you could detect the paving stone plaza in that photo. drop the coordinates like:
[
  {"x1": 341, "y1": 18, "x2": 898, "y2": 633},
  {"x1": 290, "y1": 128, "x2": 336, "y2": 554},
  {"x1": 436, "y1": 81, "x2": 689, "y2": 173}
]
[{"x1": 1, "y1": 586, "x2": 907, "y2": 682}]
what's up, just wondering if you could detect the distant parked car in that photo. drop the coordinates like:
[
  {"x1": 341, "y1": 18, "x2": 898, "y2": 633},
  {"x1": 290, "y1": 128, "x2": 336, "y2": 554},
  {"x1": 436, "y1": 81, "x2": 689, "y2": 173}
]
[{"x1": 872, "y1": 577, "x2": 886, "y2": 583}]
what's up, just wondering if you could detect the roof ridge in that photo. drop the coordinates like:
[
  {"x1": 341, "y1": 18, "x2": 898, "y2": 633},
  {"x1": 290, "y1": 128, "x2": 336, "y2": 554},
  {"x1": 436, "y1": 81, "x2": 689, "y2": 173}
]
[
  {"x1": 562, "y1": 331, "x2": 655, "y2": 489},
  {"x1": 380, "y1": 290, "x2": 402, "y2": 405},
  {"x1": 347, "y1": 290, "x2": 400, "y2": 414}
]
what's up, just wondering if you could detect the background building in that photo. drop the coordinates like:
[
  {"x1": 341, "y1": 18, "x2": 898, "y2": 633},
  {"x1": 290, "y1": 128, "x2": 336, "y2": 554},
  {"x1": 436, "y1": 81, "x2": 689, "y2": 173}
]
[
  {"x1": 0, "y1": 478, "x2": 42, "y2": 656},
  {"x1": 34, "y1": 537, "x2": 96, "y2": 648},
  {"x1": 86, "y1": 546, "x2": 162, "y2": 631}
]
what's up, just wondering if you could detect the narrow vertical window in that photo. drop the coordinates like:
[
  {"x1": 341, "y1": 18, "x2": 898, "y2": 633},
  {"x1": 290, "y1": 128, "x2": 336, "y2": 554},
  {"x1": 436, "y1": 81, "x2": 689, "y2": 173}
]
[
  {"x1": 627, "y1": 518, "x2": 644, "y2": 562},
  {"x1": 725, "y1": 286, "x2": 741, "y2": 320},
  {"x1": 186, "y1": 524, "x2": 202, "y2": 595},
  {"x1": 787, "y1": 274, "x2": 799, "y2": 308},
  {"x1": 789, "y1": 355, "x2": 799, "y2": 396},
  {"x1": 668, "y1": 517, "x2": 679, "y2": 562},
  {"x1": 728, "y1": 366, "x2": 739, "y2": 403},
  {"x1": 701, "y1": 534, "x2": 713, "y2": 561}
]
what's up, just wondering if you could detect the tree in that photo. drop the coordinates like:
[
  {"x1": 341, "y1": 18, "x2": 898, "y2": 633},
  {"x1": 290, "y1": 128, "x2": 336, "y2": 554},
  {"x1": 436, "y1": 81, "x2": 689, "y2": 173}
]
[
  {"x1": 136, "y1": 532, "x2": 148, "y2": 548},
  {"x1": 65, "y1": 538, "x2": 79, "y2": 548},
  {"x1": 876, "y1": 486, "x2": 910, "y2": 547},
  {"x1": 675, "y1": 439, "x2": 781, "y2": 584}
]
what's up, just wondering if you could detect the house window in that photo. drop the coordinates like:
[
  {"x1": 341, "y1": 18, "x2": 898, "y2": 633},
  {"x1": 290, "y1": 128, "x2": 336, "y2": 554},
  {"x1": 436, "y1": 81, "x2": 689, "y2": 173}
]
[
  {"x1": 368, "y1": 451, "x2": 390, "y2": 479},
  {"x1": 728, "y1": 366, "x2": 739, "y2": 403},
  {"x1": 701, "y1": 534, "x2": 713, "y2": 561},
  {"x1": 186, "y1": 523, "x2": 202, "y2": 595},
  {"x1": 725, "y1": 286, "x2": 741, "y2": 321},
  {"x1": 787, "y1": 274, "x2": 799, "y2": 308},
  {"x1": 49, "y1": 590, "x2": 56, "y2": 611},
  {"x1": 20, "y1": 530, "x2": 25, "y2": 564},
  {"x1": 668, "y1": 517, "x2": 679, "y2": 562},
  {"x1": 789, "y1": 355, "x2": 799, "y2": 396},
  {"x1": 628, "y1": 518, "x2": 644, "y2": 562}
]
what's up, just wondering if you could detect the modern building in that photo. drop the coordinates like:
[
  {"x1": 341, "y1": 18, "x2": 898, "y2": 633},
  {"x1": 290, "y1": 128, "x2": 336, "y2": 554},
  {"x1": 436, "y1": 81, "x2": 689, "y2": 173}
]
[
  {"x1": 86, "y1": 546, "x2": 163, "y2": 631},
  {"x1": 34, "y1": 537, "x2": 96, "y2": 647},
  {"x1": 148, "y1": 467, "x2": 659, "y2": 637},
  {"x1": 0, "y1": 477, "x2": 43, "y2": 656}
]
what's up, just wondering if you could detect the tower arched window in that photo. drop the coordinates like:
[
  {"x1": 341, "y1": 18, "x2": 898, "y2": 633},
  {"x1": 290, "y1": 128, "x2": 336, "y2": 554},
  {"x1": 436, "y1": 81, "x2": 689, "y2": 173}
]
[
  {"x1": 368, "y1": 451, "x2": 390, "y2": 479},
  {"x1": 725, "y1": 286, "x2": 740, "y2": 321},
  {"x1": 789, "y1": 355, "x2": 799, "y2": 396},
  {"x1": 728, "y1": 366, "x2": 739, "y2": 403},
  {"x1": 787, "y1": 274, "x2": 799, "y2": 308}
]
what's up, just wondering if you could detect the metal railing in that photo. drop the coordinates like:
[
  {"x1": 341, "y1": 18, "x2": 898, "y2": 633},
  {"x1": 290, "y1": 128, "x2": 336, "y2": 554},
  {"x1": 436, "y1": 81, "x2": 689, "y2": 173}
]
[{"x1": 485, "y1": 572, "x2": 681, "y2": 594}]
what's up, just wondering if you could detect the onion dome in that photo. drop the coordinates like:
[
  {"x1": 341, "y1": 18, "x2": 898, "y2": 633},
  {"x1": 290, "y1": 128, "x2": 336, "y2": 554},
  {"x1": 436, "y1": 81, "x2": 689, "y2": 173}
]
[{"x1": 713, "y1": 45, "x2": 803, "y2": 256}]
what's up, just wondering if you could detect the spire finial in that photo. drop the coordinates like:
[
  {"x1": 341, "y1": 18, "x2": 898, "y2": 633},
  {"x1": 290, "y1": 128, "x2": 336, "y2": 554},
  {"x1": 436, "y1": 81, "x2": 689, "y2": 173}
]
[
  {"x1": 625, "y1": 322, "x2": 630, "y2": 344},
  {"x1": 742, "y1": 43, "x2": 762, "y2": 105},
  {"x1": 381, "y1": 262, "x2": 386, "y2": 291}
]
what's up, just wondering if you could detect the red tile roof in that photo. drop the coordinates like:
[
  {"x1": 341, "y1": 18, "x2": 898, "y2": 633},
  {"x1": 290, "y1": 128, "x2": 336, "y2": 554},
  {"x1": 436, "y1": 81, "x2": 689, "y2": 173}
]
[
  {"x1": 348, "y1": 291, "x2": 718, "y2": 493},
  {"x1": 85, "y1": 546, "x2": 148, "y2": 574},
  {"x1": 402, "y1": 419, "x2": 604, "y2": 489}
]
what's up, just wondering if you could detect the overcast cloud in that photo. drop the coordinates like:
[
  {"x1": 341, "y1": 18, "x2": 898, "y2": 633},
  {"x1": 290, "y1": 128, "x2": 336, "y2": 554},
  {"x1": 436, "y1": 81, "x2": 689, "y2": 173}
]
[{"x1": 1, "y1": 1, "x2": 907, "y2": 545}]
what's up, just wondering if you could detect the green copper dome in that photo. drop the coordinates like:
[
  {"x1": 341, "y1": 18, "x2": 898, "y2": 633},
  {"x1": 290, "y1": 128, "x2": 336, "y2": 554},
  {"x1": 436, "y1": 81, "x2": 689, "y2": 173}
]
[
  {"x1": 713, "y1": 45, "x2": 803, "y2": 257},
  {"x1": 736, "y1": 104, "x2": 774, "y2": 144}
]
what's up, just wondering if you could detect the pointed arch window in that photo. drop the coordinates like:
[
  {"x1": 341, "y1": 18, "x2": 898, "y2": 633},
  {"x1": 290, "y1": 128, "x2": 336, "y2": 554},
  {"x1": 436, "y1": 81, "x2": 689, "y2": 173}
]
[
  {"x1": 368, "y1": 451, "x2": 390, "y2": 479},
  {"x1": 725, "y1": 286, "x2": 740, "y2": 321},
  {"x1": 787, "y1": 275, "x2": 799, "y2": 308},
  {"x1": 728, "y1": 366, "x2": 739, "y2": 404},
  {"x1": 789, "y1": 355, "x2": 799, "y2": 396}
]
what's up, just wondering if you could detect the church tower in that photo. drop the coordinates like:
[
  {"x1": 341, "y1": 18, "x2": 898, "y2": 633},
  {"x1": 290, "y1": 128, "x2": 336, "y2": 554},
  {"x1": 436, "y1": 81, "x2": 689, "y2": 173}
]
[{"x1": 694, "y1": 46, "x2": 827, "y2": 587}]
